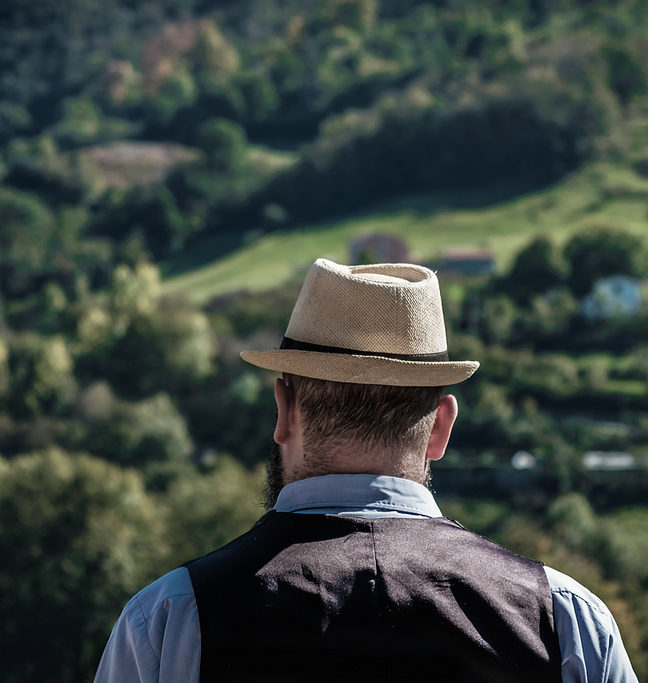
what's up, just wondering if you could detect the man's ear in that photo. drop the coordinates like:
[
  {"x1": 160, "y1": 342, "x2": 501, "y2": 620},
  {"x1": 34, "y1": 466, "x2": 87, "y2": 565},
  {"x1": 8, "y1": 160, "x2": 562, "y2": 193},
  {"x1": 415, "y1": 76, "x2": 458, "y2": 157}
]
[
  {"x1": 426, "y1": 394, "x2": 458, "y2": 462},
  {"x1": 273, "y1": 377, "x2": 296, "y2": 445}
]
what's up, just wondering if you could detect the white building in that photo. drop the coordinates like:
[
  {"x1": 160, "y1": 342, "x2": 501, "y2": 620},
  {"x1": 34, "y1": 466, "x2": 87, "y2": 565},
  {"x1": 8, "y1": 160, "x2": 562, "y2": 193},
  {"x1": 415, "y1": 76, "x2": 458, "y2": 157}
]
[
  {"x1": 581, "y1": 275, "x2": 642, "y2": 319},
  {"x1": 511, "y1": 451, "x2": 537, "y2": 470},
  {"x1": 583, "y1": 451, "x2": 636, "y2": 470}
]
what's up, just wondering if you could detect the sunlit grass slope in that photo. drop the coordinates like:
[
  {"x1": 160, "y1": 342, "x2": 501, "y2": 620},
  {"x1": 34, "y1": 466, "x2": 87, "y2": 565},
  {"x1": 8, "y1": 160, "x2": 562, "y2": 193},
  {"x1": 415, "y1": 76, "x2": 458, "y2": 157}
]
[{"x1": 163, "y1": 160, "x2": 648, "y2": 303}]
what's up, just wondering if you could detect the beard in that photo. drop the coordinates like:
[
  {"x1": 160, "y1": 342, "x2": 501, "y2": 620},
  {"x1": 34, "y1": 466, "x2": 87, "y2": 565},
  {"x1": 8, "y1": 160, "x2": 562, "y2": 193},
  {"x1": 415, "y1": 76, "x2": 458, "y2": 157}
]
[
  {"x1": 263, "y1": 440, "x2": 433, "y2": 510},
  {"x1": 264, "y1": 440, "x2": 284, "y2": 511},
  {"x1": 424, "y1": 460, "x2": 432, "y2": 489}
]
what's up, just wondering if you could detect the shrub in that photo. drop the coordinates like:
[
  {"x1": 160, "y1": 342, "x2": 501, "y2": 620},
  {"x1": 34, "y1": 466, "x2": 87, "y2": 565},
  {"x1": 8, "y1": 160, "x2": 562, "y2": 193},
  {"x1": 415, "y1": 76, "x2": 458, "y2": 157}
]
[
  {"x1": 0, "y1": 449, "x2": 164, "y2": 683},
  {"x1": 564, "y1": 227, "x2": 647, "y2": 297},
  {"x1": 7, "y1": 334, "x2": 77, "y2": 417}
]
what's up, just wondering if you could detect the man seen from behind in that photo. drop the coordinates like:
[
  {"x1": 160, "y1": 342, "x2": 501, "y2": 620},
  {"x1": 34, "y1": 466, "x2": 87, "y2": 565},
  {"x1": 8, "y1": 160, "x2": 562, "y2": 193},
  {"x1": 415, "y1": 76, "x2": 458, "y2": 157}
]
[{"x1": 95, "y1": 258, "x2": 638, "y2": 682}]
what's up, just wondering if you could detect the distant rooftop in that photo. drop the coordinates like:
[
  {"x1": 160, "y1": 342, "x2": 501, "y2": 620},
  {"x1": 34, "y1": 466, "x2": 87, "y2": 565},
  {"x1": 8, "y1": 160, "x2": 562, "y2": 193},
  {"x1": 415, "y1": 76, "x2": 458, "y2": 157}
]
[
  {"x1": 442, "y1": 247, "x2": 495, "y2": 261},
  {"x1": 440, "y1": 247, "x2": 495, "y2": 275},
  {"x1": 350, "y1": 233, "x2": 412, "y2": 264}
]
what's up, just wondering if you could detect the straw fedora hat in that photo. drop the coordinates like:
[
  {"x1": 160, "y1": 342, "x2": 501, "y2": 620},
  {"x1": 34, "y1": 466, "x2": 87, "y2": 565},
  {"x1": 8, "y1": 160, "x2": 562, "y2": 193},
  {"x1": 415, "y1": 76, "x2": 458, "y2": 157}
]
[{"x1": 241, "y1": 258, "x2": 479, "y2": 386}]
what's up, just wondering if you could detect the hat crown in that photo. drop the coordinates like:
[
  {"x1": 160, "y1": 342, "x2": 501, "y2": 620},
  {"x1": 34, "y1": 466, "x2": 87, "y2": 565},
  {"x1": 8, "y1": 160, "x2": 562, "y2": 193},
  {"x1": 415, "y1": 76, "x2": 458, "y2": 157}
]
[{"x1": 285, "y1": 259, "x2": 447, "y2": 355}]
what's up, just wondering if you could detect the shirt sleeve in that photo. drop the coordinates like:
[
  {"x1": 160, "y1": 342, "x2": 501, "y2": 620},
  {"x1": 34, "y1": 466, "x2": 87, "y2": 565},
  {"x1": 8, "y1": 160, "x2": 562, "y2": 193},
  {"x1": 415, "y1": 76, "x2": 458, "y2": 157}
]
[
  {"x1": 94, "y1": 567, "x2": 201, "y2": 683},
  {"x1": 544, "y1": 566, "x2": 638, "y2": 683}
]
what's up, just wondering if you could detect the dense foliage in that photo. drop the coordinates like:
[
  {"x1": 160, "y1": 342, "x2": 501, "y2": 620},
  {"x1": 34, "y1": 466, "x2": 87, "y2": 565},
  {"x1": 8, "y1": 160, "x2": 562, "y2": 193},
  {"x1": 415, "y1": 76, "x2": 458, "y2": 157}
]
[
  {"x1": 2, "y1": 0, "x2": 647, "y2": 279},
  {"x1": 1, "y1": 1, "x2": 647, "y2": 680}
]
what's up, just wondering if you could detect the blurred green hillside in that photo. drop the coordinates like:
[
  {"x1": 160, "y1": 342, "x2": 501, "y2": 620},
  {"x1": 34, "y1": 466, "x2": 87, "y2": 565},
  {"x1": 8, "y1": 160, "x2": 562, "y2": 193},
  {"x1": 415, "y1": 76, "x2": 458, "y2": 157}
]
[
  {"x1": 162, "y1": 160, "x2": 648, "y2": 301},
  {"x1": 2, "y1": 0, "x2": 648, "y2": 288},
  {"x1": 1, "y1": 1, "x2": 648, "y2": 681}
]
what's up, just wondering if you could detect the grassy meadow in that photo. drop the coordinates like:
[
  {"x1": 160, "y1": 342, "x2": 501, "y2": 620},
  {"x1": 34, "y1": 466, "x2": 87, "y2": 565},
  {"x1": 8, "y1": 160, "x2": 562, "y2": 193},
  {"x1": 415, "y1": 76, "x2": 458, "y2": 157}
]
[{"x1": 163, "y1": 158, "x2": 648, "y2": 301}]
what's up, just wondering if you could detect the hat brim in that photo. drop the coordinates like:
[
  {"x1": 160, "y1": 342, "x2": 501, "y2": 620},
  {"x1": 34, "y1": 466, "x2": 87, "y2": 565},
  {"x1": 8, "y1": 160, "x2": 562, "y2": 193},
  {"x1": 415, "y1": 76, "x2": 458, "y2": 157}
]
[{"x1": 240, "y1": 350, "x2": 479, "y2": 387}]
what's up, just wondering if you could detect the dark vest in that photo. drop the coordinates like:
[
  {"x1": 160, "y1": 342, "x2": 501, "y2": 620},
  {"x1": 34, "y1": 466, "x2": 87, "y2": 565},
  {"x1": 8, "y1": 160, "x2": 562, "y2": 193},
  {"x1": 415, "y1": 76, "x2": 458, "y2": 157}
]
[{"x1": 184, "y1": 512, "x2": 562, "y2": 683}]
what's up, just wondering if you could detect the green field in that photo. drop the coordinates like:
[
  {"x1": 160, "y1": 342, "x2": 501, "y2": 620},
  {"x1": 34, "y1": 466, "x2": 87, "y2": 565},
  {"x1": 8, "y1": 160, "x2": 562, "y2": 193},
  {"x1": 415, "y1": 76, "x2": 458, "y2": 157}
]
[{"x1": 162, "y1": 160, "x2": 648, "y2": 302}]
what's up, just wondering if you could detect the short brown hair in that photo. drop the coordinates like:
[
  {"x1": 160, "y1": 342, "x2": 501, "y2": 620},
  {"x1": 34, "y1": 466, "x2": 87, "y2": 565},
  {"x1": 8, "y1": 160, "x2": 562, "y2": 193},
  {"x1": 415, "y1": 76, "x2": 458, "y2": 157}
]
[{"x1": 286, "y1": 374, "x2": 444, "y2": 460}]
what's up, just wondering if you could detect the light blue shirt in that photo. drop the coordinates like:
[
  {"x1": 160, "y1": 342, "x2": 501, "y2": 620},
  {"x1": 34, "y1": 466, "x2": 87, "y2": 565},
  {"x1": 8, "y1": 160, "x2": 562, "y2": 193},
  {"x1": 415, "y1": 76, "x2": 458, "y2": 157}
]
[{"x1": 95, "y1": 474, "x2": 638, "y2": 682}]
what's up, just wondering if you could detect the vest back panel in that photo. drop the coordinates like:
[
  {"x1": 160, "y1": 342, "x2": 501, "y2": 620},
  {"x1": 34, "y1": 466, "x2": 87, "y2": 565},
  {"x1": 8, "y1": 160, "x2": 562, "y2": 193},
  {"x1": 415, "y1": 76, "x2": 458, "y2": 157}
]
[{"x1": 185, "y1": 512, "x2": 562, "y2": 683}]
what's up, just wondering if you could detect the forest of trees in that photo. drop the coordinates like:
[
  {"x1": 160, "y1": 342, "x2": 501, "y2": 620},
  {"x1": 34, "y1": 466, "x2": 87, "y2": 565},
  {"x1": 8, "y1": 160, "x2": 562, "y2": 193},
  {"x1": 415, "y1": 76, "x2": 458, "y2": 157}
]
[{"x1": 1, "y1": 0, "x2": 648, "y2": 680}]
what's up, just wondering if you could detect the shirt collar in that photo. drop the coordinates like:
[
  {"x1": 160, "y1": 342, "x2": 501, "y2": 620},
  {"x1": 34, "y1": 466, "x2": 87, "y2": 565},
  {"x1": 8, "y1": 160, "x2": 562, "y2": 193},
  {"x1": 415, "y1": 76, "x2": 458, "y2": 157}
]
[{"x1": 274, "y1": 474, "x2": 442, "y2": 517}]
